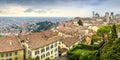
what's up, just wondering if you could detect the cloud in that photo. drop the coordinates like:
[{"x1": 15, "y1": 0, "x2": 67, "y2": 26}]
[
  {"x1": 24, "y1": 8, "x2": 53, "y2": 14},
  {"x1": 24, "y1": 8, "x2": 33, "y2": 13},
  {"x1": 0, "y1": 0, "x2": 120, "y2": 17},
  {"x1": 0, "y1": 10, "x2": 3, "y2": 13},
  {"x1": 34, "y1": 9, "x2": 48, "y2": 13},
  {"x1": 0, "y1": 0, "x2": 107, "y2": 8},
  {"x1": 0, "y1": 6, "x2": 27, "y2": 14}
]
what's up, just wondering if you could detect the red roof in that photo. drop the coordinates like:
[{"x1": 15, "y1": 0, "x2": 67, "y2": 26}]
[{"x1": 0, "y1": 36, "x2": 24, "y2": 52}]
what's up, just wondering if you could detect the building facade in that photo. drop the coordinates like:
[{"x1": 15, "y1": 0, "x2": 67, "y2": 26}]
[
  {"x1": 30, "y1": 41, "x2": 59, "y2": 60},
  {"x1": 0, "y1": 50, "x2": 24, "y2": 60},
  {"x1": 0, "y1": 36, "x2": 24, "y2": 60},
  {"x1": 18, "y1": 32, "x2": 60, "y2": 60}
]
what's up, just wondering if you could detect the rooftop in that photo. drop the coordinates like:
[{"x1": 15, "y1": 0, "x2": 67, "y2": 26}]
[
  {"x1": 0, "y1": 36, "x2": 23, "y2": 52},
  {"x1": 59, "y1": 37, "x2": 79, "y2": 47},
  {"x1": 18, "y1": 31, "x2": 60, "y2": 50}
]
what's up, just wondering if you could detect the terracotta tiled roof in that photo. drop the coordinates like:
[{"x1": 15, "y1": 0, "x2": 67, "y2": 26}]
[
  {"x1": 0, "y1": 36, "x2": 23, "y2": 52},
  {"x1": 19, "y1": 31, "x2": 60, "y2": 50},
  {"x1": 59, "y1": 37, "x2": 79, "y2": 47},
  {"x1": 58, "y1": 47, "x2": 68, "y2": 53},
  {"x1": 81, "y1": 18, "x2": 92, "y2": 21}
]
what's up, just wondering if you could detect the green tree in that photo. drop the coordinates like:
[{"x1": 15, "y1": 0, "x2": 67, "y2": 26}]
[
  {"x1": 78, "y1": 19, "x2": 83, "y2": 26},
  {"x1": 28, "y1": 56, "x2": 39, "y2": 60},
  {"x1": 79, "y1": 50, "x2": 99, "y2": 60},
  {"x1": 97, "y1": 26, "x2": 111, "y2": 36},
  {"x1": 46, "y1": 58, "x2": 51, "y2": 60},
  {"x1": 97, "y1": 25, "x2": 111, "y2": 41},
  {"x1": 91, "y1": 39, "x2": 94, "y2": 45},
  {"x1": 35, "y1": 56, "x2": 39, "y2": 60},
  {"x1": 0, "y1": 35, "x2": 3, "y2": 37},
  {"x1": 27, "y1": 56, "x2": 34, "y2": 60},
  {"x1": 111, "y1": 24, "x2": 118, "y2": 39},
  {"x1": 92, "y1": 34, "x2": 101, "y2": 42},
  {"x1": 30, "y1": 21, "x2": 58, "y2": 32},
  {"x1": 101, "y1": 38, "x2": 120, "y2": 60},
  {"x1": 68, "y1": 54, "x2": 80, "y2": 60}
]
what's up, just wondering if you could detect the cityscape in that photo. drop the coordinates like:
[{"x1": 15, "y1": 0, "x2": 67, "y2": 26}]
[{"x1": 0, "y1": 0, "x2": 120, "y2": 60}]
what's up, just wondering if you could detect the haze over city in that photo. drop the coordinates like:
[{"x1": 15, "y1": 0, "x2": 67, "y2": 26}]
[
  {"x1": 0, "y1": 0, "x2": 120, "y2": 17},
  {"x1": 1, "y1": 0, "x2": 120, "y2": 60}
]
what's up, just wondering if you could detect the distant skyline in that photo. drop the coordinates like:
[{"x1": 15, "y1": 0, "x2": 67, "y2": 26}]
[{"x1": 0, "y1": 0, "x2": 120, "y2": 17}]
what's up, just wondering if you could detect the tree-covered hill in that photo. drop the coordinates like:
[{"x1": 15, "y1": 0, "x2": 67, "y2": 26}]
[{"x1": 28, "y1": 21, "x2": 59, "y2": 32}]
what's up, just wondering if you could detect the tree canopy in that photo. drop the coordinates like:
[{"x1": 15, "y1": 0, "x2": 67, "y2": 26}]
[
  {"x1": 111, "y1": 24, "x2": 118, "y2": 39},
  {"x1": 27, "y1": 56, "x2": 39, "y2": 60},
  {"x1": 97, "y1": 25, "x2": 111, "y2": 36},
  {"x1": 28, "y1": 21, "x2": 59, "y2": 32},
  {"x1": 79, "y1": 50, "x2": 99, "y2": 60},
  {"x1": 101, "y1": 38, "x2": 120, "y2": 60},
  {"x1": 92, "y1": 34, "x2": 101, "y2": 42},
  {"x1": 78, "y1": 19, "x2": 83, "y2": 26}
]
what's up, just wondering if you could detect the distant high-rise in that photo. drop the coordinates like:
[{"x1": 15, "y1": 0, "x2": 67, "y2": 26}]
[
  {"x1": 95, "y1": 13, "x2": 100, "y2": 18},
  {"x1": 110, "y1": 12, "x2": 114, "y2": 20},
  {"x1": 104, "y1": 12, "x2": 110, "y2": 23},
  {"x1": 92, "y1": 11, "x2": 95, "y2": 17},
  {"x1": 111, "y1": 12, "x2": 114, "y2": 16}
]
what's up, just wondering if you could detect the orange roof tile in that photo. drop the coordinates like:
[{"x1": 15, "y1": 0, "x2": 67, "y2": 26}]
[
  {"x1": 0, "y1": 36, "x2": 23, "y2": 52},
  {"x1": 59, "y1": 37, "x2": 79, "y2": 47},
  {"x1": 19, "y1": 31, "x2": 59, "y2": 50}
]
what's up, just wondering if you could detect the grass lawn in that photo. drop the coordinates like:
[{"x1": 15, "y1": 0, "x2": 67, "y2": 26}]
[{"x1": 73, "y1": 49, "x2": 90, "y2": 55}]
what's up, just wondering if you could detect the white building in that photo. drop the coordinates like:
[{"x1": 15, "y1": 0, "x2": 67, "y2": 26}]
[{"x1": 18, "y1": 31, "x2": 60, "y2": 60}]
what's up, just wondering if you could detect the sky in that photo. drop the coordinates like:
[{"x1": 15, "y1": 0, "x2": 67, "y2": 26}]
[{"x1": 0, "y1": 0, "x2": 120, "y2": 17}]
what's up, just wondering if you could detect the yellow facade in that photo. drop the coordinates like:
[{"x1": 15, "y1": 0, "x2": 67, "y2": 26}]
[
  {"x1": 85, "y1": 36, "x2": 92, "y2": 44},
  {"x1": 58, "y1": 32, "x2": 63, "y2": 36},
  {"x1": 59, "y1": 41, "x2": 79, "y2": 50},
  {"x1": 0, "y1": 50, "x2": 24, "y2": 60},
  {"x1": 73, "y1": 21, "x2": 79, "y2": 26},
  {"x1": 27, "y1": 41, "x2": 59, "y2": 60}
]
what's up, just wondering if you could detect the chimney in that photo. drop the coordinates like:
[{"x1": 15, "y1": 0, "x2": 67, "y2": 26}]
[{"x1": 10, "y1": 41, "x2": 13, "y2": 46}]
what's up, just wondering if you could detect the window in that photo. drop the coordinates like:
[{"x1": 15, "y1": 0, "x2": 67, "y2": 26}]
[
  {"x1": 6, "y1": 53, "x2": 8, "y2": 57},
  {"x1": 54, "y1": 43, "x2": 57, "y2": 47},
  {"x1": 15, "y1": 57, "x2": 18, "y2": 60},
  {"x1": 15, "y1": 52, "x2": 18, "y2": 55},
  {"x1": 41, "y1": 48, "x2": 45, "y2": 53},
  {"x1": 51, "y1": 45, "x2": 53, "y2": 49},
  {"x1": 51, "y1": 51, "x2": 53, "y2": 54},
  {"x1": 28, "y1": 50, "x2": 31, "y2": 56},
  {"x1": 46, "y1": 46, "x2": 49, "y2": 51},
  {"x1": 55, "y1": 53, "x2": 57, "y2": 56},
  {"x1": 41, "y1": 54, "x2": 45, "y2": 59},
  {"x1": 46, "y1": 52, "x2": 50, "y2": 56},
  {"x1": 51, "y1": 56, "x2": 53, "y2": 58},
  {"x1": 35, "y1": 50, "x2": 39, "y2": 55},
  {"x1": 9, "y1": 58, "x2": 12, "y2": 60},
  {"x1": 59, "y1": 42, "x2": 61, "y2": 45},
  {"x1": 9, "y1": 53, "x2": 12, "y2": 56},
  {"x1": 54, "y1": 48, "x2": 57, "y2": 52},
  {"x1": 6, "y1": 58, "x2": 12, "y2": 60},
  {"x1": 1, "y1": 53, "x2": 4, "y2": 57}
]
